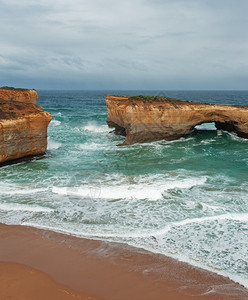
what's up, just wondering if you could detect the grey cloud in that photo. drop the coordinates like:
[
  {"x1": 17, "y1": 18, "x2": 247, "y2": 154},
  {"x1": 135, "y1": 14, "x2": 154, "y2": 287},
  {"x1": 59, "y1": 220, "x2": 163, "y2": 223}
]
[{"x1": 0, "y1": 0, "x2": 247, "y2": 89}]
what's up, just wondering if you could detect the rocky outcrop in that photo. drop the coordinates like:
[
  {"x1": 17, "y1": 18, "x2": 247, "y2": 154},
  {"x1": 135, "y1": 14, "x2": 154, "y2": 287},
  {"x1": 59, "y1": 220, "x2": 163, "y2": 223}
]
[
  {"x1": 105, "y1": 95, "x2": 248, "y2": 145},
  {"x1": 0, "y1": 88, "x2": 52, "y2": 165},
  {"x1": 0, "y1": 87, "x2": 38, "y2": 104}
]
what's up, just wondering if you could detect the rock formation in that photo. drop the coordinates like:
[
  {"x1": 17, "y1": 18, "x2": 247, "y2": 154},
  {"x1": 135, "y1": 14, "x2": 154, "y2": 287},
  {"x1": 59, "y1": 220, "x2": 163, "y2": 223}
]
[
  {"x1": 0, "y1": 87, "x2": 52, "y2": 165},
  {"x1": 105, "y1": 95, "x2": 248, "y2": 145},
  {"x1": 0, "y1": 87, "x2": 39, "y2": 104}
]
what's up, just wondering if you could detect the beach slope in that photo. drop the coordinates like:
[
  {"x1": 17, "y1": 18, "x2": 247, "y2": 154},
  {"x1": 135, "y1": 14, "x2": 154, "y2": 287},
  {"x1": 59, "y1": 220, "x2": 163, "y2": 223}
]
[{"x1": 0, "y1": 223, "x2": 247, "y2": 299}]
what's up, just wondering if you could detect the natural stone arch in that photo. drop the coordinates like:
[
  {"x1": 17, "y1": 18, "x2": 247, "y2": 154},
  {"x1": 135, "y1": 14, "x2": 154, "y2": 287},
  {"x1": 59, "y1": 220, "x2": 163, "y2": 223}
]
[{"x1": 105, "y1": 95, "x2": 248, "y2": 145}]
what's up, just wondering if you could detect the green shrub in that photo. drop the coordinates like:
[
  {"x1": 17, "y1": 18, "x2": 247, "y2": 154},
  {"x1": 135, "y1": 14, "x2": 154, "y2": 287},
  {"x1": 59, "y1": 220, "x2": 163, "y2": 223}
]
[{"x1": 0, "y1": 86, "x2": 29, "y2": 91}]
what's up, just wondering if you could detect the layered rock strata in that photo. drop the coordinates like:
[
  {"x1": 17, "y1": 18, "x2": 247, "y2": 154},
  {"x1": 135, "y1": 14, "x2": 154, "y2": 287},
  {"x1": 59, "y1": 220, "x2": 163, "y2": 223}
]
[
  {"x1": 0, "y1": 87, "x2": 52, "y2": 165},
  {"x1": 0, "y1": 87, "x2": 38, "y2": 104},
  {"x1": 105, "y1": 95, "x2": 248, "y2": 145}
]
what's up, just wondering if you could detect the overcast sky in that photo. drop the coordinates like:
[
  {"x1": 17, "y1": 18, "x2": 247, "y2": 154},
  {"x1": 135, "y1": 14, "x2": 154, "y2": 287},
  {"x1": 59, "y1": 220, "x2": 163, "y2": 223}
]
[{"x1": 0, "y1": 0, "x2": 247, "y2": 90}]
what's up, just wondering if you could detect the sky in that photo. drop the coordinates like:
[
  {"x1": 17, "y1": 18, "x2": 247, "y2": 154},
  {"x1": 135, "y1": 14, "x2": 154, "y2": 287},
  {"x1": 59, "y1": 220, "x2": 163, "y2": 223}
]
[{"x1": 0, "y1": 0, "x2": 248, "y2": 90}]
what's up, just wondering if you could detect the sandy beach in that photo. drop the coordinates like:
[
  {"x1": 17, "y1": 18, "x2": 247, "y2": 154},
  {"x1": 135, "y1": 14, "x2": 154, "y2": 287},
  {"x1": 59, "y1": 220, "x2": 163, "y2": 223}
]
[
  {"x1": 0, "y1": 262, "x2": 95, "y2": 300},
  {"x1": 0, "y1": 223, "x2": 247, "y2": 300}
]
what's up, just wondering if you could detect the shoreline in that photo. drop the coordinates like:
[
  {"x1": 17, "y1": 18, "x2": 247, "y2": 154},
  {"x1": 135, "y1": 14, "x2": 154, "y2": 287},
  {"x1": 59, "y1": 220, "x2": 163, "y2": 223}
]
[
  {"x1": 16, "y1": 220, "x2": 248, "y2": 289},
  {"x1": 0, "y1": 223, "x2": 248, "y2": 299}
]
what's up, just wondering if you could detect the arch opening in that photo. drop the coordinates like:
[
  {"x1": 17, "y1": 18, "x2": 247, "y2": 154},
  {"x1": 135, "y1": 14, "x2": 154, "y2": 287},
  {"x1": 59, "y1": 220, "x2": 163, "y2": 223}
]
[
  {"x1": 193, "y1": 121, "x2": 240, "y2": 137},
  {"x1": 194, "y1": 122, "x2": 217, "y2": 131}
]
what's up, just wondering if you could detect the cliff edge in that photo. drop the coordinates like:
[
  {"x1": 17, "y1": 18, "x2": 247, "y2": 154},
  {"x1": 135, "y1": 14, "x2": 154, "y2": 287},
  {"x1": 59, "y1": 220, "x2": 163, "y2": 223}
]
[
  {"x1": 105, "y1": 95, "x2": 248, "y2": 145},
  {"x1": 0, "y1": 87, "x2": 52, "y2": 165},
  {"x1": 0, "y1": 87, "x2": 39, "y2": 104}
]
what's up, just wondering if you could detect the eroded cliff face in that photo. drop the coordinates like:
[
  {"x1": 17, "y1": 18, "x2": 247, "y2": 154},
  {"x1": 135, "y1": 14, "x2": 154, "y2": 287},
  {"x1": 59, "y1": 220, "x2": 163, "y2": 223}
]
[
  {"x1": 0, "y1": 87, "x2": 38, "y2": 104},
  {"x1": 105, "y1": 95, "x2": 248, "y2": 145},
  {"x1": 0, "y1": 88, "x2": 52, "y2": 165}
]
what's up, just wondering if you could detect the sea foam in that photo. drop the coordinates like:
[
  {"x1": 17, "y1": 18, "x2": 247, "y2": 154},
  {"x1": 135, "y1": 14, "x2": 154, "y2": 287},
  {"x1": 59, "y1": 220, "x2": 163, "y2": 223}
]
[
  {"x1": 52, "y1": 174, "x2": 207, "y2": 201},
  {"x1": 50, "y1": 120, "x2": 61, "y2": 127},
  {"x1": 0, "y1": 202, "x2": 53, "y2": 213},
  {"x1": 83, "y1": 122, "x2": 109, "y2": 133},
  {"x1": 47, "y1": 138, "x2": 61, "y2": 150},
  {"x1": 0, "y1": 182, "x2": 48, "y2": 195}
]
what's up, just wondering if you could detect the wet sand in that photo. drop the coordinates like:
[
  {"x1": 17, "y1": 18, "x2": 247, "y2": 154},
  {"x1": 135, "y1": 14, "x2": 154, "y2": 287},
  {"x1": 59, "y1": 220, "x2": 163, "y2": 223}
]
[
  {"x1": 0, "y1": 223, "x2": 247, "y2": 300},
  {"x1": 0, "y1": 262, "x2": 96, "y2": 300}
]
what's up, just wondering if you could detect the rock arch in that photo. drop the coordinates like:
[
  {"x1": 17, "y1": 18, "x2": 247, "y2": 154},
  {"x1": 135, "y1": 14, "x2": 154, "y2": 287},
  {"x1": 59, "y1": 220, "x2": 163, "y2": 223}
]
[{"x1": 105, "y1": 95, "x2": 248, "y2": 145}]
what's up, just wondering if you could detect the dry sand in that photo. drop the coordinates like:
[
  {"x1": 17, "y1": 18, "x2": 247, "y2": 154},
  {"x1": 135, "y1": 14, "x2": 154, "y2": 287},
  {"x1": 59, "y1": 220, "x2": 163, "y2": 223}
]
[{"x1": 0, "y1": 223, "x2": 247, "y2": 300}]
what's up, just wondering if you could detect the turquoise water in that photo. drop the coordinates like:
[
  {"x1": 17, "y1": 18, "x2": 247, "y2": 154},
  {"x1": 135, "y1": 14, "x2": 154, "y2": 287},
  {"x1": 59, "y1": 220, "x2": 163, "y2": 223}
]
[{"x1": 1, "y1": 90, "x2": 248, "y2": 287}]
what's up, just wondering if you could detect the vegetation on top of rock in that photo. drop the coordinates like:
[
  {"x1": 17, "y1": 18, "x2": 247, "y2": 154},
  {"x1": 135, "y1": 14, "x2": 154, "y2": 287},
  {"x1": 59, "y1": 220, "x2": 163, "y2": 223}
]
[
  {"x1": 129, "y1": 95, "x2": 180, "y2": 102},
  {"x1": 127, "y1": 95, "x2": 212, "y2": 105},
  {"x1": 0, "y1": 86, "x2": 30, "y2": 91},
  {"x1": 128, "y1": 95, "x2": 195, "y2": 104}
]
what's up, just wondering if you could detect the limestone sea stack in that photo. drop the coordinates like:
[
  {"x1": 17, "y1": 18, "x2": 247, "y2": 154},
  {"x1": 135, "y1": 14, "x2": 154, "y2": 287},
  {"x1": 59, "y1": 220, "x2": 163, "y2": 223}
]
[
  {"x1": 0, "y1": 87, "x2": 39, "y2": 104},
  {"x1": 105, "y1": 95, "x2": 248, "y2": 145},
  {"x1": 0, "y1": 87, "x2": 52, "y2": 165}
]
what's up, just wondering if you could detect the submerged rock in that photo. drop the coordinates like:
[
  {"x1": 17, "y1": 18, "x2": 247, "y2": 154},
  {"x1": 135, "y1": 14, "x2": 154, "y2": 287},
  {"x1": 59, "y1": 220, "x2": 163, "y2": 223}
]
[
  {"x1": 105, "y1": 95, "x2": 248, "y2": 145},
  {"x1": 0, "y1": 87, "x2": 52, "y2": 165}
]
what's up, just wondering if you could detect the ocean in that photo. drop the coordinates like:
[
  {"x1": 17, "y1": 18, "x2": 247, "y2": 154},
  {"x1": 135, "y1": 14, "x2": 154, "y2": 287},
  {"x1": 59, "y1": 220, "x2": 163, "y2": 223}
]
[{"x1": 1, "y1": 90, "x2": 248, "y2": 288}]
